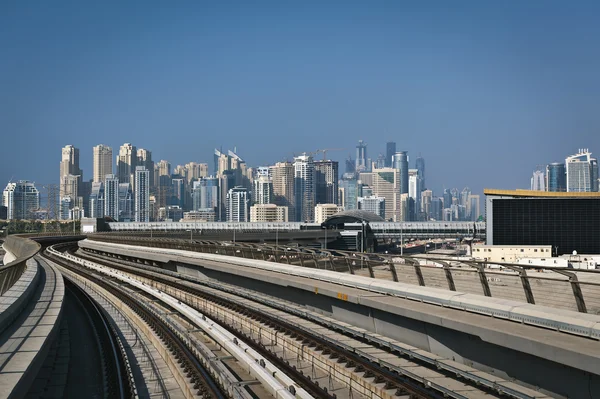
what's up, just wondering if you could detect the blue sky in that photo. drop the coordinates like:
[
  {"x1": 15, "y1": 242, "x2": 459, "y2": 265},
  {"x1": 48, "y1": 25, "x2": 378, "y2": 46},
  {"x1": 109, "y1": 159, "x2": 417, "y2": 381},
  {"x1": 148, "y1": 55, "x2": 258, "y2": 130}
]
[{"x1": 1, "y1": 1, "x2": 599, "y2": 197}]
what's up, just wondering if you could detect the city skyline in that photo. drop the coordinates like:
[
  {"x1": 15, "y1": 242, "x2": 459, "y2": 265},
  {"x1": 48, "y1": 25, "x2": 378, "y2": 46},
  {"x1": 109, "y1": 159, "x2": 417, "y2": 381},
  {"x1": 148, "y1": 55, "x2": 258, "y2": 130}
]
[{"x1": 2, "y1": 2, "x2": 600, "y2": 198}]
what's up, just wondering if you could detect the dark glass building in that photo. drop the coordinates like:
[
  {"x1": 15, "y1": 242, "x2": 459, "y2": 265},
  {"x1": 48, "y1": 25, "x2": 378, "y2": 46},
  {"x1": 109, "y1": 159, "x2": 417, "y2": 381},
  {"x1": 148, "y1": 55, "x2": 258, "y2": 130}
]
[
  {"x1": 385, "y1": 141, "x2": 396, "y2": 168},
  {"x1": 393, "y1": 151, "x2": 409, "y2": 194},
  {"x1": 485, "y1": 189, "x2": 600, "y2": 255},
  {"x1": 546, "y1": 162, "x2": 566, "y2": 192}
]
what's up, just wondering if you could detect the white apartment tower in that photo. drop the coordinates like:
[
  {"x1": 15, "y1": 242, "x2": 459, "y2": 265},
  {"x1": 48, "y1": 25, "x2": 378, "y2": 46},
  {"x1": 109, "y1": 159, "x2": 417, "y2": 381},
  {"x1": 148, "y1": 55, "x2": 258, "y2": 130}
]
[
  {"x1": 566, "y1": 149, "x2": 593, "y2": 192},
  {"x1": 294, "y1": 154, "x2": 316, "y2": 222},
  {"x1": 93, "y1": 145, "x2": 113, "y2": 183},
  {"x1": 2, "y1": 181, "x2": 40, "y2": 220},
  {"x1": 253, "y1": 174, "x2": 273, "y2": 205},
  {"x1": 135, "y1": 166, "x2": 150, "y2": 222},
  {"x1": 530, "y1": 169, "x2": 545, "y2": 191},
  {"x1": 226, "y1": 186, "x2": 249, "y2": 222}
]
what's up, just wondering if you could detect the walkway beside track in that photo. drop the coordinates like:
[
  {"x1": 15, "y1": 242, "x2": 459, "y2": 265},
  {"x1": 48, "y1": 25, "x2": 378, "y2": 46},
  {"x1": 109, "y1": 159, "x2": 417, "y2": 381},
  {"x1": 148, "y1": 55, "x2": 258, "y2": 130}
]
[{"x1": 0, "y1": 258, "x2": 64, "y2": 398}]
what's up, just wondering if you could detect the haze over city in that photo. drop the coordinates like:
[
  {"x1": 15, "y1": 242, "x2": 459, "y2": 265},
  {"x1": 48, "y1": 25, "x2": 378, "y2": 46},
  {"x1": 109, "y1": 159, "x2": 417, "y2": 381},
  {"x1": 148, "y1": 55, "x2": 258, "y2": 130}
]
[{"x1": 2, "y1": 1, "x2": 600, "y2": 195}]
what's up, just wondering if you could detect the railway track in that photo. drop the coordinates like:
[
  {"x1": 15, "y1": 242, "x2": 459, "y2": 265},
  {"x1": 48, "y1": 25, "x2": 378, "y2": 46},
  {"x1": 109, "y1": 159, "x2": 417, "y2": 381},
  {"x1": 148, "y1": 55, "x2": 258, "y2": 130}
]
[
  {"x1": 63, "y1": 277, "x2": 135, "y2": 399},
  {"x1": 68, "y1": 243, "x2": 538, "y2": 399},
  {"x1": 41, "y1": 247, "x2": 227, "y2": 399}
]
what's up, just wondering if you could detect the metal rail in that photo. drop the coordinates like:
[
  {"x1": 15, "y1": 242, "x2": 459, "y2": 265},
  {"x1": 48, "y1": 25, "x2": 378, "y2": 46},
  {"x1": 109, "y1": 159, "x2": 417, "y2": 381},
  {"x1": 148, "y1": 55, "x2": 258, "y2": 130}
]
[
  {"x1": 64, "y1": 279, "x2": 135, "y2": 398},
  {"x1": 74, "y1": 244, "x2": 508, "y2": 399},
  {"x1": 43, "y1": 247, "x2": 226, "y2": 399},
  {"x1": 87, "y1": 234, "x2": 600, "y2": 314}
]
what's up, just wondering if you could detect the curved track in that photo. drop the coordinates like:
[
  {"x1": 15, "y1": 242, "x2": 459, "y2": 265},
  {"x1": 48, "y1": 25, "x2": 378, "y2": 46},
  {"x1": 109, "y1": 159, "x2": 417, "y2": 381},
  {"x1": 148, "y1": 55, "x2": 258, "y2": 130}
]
[{"x1": 41, "y1": 246, "x2": 226, "y2": 399}]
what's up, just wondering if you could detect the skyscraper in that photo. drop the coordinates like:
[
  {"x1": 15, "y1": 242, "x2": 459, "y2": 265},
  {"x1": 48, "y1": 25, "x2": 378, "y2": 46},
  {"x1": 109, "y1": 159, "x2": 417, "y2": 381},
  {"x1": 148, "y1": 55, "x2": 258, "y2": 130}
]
[
  {"x1": 93, "y1": 145, "x2": 112, "y2": 183},
  {"x1": 546, "y1": 162, "x2": 566, "y2": 192},
  {"x1": 339, "y1": 176, "x2": 358, "y2": 210},
  {"x1": 226, "y1": 186, "x2": 249, "y2": 222},
  {"x1": 530, "y1": 170, "x2": 545, "y2": 191},
  {"x1": 385, "y1": 142, "x2": 396, "y2": 168},
  {"x1": 2, "y1": 181, "x2": 39, "y2": 220},
  {"x1": 355, "y1": 140, "x2": 367, "y2": 172},
  {"x1": 314, "y1": 160, "x2": 339, "y2": 205},
  {"x1": 392, "y1": 151, "x2": 409, "y2": 194},
  {"x1": 253, "y1": 174, "x2": 273, "y2": 205},
  {"x1": 566, "y1": 149, "x2": 593, "y2": 192},
  {"x1": 415, "y1": 155, "x2": 425, "y2": 190},
  {"x1": 294, "y1": 154, "x2": 316, "y2": 222},
  {"x1": 104, "y1": 175, "x2": 119, "y2": 220},
  {"x1": 135, "y1": 166, "x2": 150, "y2": 222},
  {"x1": 271, "y1": 162, "x2": 295, "y2": 221},
  {"x1": 137, "y1": 148, "x2": 154, "y2": 188},
  {"x1": 192, "y1": 176, "x2": 219, "y2": 212},
  {"x1": 116, "y1": 143, "x2": 137, "y2": 184},
  {"x1": 60, "y1": 145, "x2": 82, "y2": 198},
  {"x1": 370, "y1": 166, "x2": 400, "y2": 221},
  {"x1": 118, "y1": 183, "x2": 133, "y2": 221},
  {"x1": 408, "y1": 169, "x2": 422, "y2": 219},
  {"x1": 591, "y1": 158, "x2": 599, "y2": 192},
  {"x1": 88, "y1": 182, "x2": 105, "y2": 218}
]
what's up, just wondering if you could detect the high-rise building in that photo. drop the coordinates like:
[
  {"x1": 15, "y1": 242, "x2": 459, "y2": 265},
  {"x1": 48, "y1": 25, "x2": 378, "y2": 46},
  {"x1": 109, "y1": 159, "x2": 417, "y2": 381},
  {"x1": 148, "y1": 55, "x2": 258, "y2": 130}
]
[
  {"x1": 184, "y1": 162, "x2": 209, "y2": 183},
  {"x1": 339, "y1": 176, "x2": 359, "y2": 210},
  {"x1": 355, "y1": 140, "x2": 367, "y2": 172},
  {"x1": 530, "y1": 170, "x2": 545, "y2": 191},
  {"x1": 137, "y1": 149, "x2": 154, "y2": 188},
  {"x1": 253, "y1": 174, "x2": 273, "y2": 205},
  {"x1": 156, "y1": 160, "x2": 171, "y2": 177},
  {"x1": 60, "y1": 145, "x2": 82, "y2": 199},
  {"x1": 370, "y1": 166, "x2": 400, "y2": 221},
  {"x1": 226, "y1": 186, "x2": 249, "y2": 222},
  {"x1": 357, "y1": 196, "x2": 385, "y2": 219},
  {"x1": 345, "y1": 156, "x2": 355, "y2": 175},
  {"x1": 2, "y1": 181, "x2": 40, "y2": 220},
  {"x1": 443, "y1": 189, "x2": 452, "y2": 210},
  {"x1": 118, "y1": 183, "x2": 133, "y2": 221},
  {"x1": 250, "y1": 204, "x2": 288, "y2": 222},
  {"x1": 214, "y1": 149, "x2": 230, "y2": 177},
  {"x1": 431, "y1": 197, "x2": 443, "y2": 221},
  {"x1": 61, "y1": 174, "x2": 80, "y2": 203},
  {"x1": 408, "y1": 169, "x2": 422, "y2": 219},
  {"x1": 104, "y1": 175, "x2": 119, "y2": 220},
  {"x1": 546, "y1": 162, "x2": 566, "y2": 192},
  {"x1": 271, "y1": 162, "x2": 295, "y2": 221},
  {"x1": 93, "y1": 145, "x2": 112, "y2": 183},
  {"x1": 314, "y1": 160, "x2": 338, "y2": 205},
  {"x1": 392, "y1": 151, "x2": 409, "y2": 194},
  {"x1": 88, "y1": 182, "x2": 105, "y2": 218},
  {"x1": 219, "y1": 171, "x2": 236, "y2": 221},
  {"x1": 415, "y1": 155, "x2": 425, "y2": 190},
  {"x1": 385, "y1": 142, "x2": 396, "y2": 168},
  {"x1": 421, "y1": 190, "x2": 433, "y2": 221},
  {"x1": 591, "y1": 158, "x2": 599, "y2": 192},
  {"x1": 314, "y1": 203, "x2": 343, "y2": 224},
  {"x1": 135, "y1": 166, "x2": 150, "y2": 222},
  {"x1": 400, "y1": 193, "x2": 415, "y2": 221},
  {"x1": 469, "y1": 194, "x2": 480, "y2": 221},
  {"x1": 294, "y1": 154, "x2": 316, "y2": 222},
  {"x1": 116, "y1": 143, "x2": 137, "y2": 184},
  {"x1": 566, "y1": 149, "x2": 593, "y2": 192},
  {"x1": 171, "y1": 177, "x2": 185, "y2": 209},
  {"x1": 192, "y1": 177, "x2": 219, "y2": 211}
]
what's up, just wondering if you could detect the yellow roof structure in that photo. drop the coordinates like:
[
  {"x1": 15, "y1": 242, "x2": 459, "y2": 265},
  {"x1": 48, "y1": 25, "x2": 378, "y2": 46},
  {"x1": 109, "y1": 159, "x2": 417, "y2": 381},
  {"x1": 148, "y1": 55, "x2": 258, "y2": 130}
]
[{"x1": 484, "y1": 189, "x2": 600, "y2": 198}]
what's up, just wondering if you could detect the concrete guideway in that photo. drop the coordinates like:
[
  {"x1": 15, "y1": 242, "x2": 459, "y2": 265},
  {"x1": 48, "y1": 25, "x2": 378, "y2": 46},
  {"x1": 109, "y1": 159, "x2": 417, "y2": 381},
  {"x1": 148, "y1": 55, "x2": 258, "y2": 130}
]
[
  {"x1": 77, "y1": 243, "x2": 554, "y2": 399},
  {"x1": 50, "y1": 247, "x2": 311, "y2": 399},
  {"x1": 0, "y1": 258, "x2": 64, "y2": 399},
  {"x1": 79, "y1": 239, "x2": 600, "y2": 398}
]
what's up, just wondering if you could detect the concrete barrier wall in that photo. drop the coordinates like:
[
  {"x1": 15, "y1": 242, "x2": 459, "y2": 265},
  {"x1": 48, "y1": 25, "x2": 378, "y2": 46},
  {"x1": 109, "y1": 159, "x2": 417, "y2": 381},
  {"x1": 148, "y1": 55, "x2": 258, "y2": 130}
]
[{"x1": 4, "y1": 236, "x2": 41, "y2": 262}]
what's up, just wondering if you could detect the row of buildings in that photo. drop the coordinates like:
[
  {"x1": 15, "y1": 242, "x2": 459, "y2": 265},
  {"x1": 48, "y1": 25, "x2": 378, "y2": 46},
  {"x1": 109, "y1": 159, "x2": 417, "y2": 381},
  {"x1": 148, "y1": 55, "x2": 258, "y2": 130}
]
[
  {"x1": 2, "y1": 140, "x2": 479, "y2": 223},
  {"x1": 531, "y1": 149, "x2": 599, "y2": 192}
]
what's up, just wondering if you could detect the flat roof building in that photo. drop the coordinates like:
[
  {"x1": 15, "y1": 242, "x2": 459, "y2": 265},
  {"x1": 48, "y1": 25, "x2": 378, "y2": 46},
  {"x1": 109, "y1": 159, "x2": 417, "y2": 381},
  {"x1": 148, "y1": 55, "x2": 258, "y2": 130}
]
[{"x1": 485, "y1": 189, "x2": 600, "y2": 255}]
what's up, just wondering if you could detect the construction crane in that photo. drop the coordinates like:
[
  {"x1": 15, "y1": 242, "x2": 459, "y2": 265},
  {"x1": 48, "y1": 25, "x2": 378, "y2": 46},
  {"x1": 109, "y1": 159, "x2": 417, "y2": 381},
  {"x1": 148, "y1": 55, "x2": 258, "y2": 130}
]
[{"x1": 309, "y1": 148, "x2": 347, "y2": 161}]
